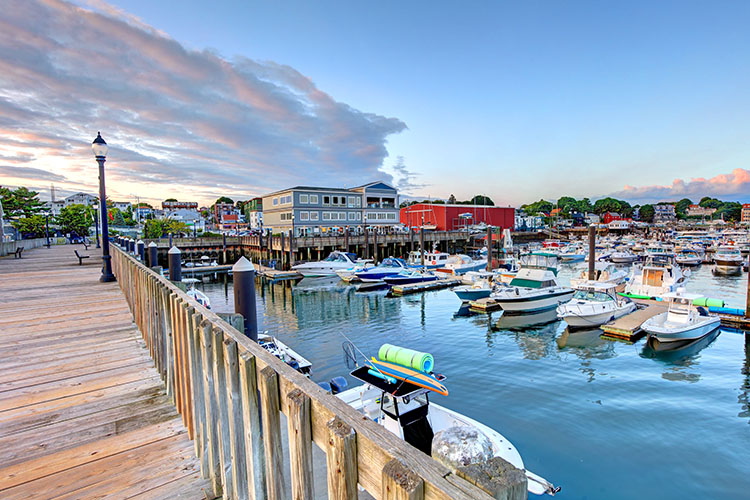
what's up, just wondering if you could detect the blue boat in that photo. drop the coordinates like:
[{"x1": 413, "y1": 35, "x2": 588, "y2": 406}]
[
  {"x1": 453, "y1": 285, "x2": 492, "y2": 301},
  {"x1": 355, "y1": 258, "x2": 409, "y2": 282},
  {"x1": 383, "y1": 271, "x2": 439, "y2": 286}
]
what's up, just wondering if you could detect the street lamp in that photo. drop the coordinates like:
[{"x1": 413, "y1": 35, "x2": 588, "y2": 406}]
[
  {"x1": 45, "y1": 210, "x2": 51, "y2": 248},
  {"x1": 92, "y1": 132, "x2": 116, "y2": 282}
]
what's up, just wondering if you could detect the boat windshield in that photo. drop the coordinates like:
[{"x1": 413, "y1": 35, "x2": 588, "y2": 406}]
[
  {"x1": 324, "y1": 253, "x2": 348, "y2": 262},
  {"x1": 573, "y1": 290, "x2": 613, "y2": 302}
]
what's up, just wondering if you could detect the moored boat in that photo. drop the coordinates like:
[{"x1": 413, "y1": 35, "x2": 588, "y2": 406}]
[
  {"x1": 641, "y1": 291, "x2": 720, "y2": 344},
  {"x1": 556, "y1": 282, "x2": 635, "y2": 328},
  {"x1": 292, "y1": 251, "x2": 361, "y2": 277},
  {"x1": 355, "y1": 257, "x2": 409, "y2": 281},
  {"x1": 712, "y1": 245, "x2": 743, "y2": 275}
]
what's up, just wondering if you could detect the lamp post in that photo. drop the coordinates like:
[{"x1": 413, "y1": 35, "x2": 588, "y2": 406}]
[
  {"x1": 45, "y1": 211, "x2": 50, "y2": 248},
  {"x1": 93, "y1": 206, "x2": 100, "y2": 248},
  {"x1": 93, "y1": 132, "x2": 116, "y2": 282}
]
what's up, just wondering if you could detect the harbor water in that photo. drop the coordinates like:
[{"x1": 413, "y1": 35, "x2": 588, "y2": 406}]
[{"x1": 197, "y1": 263, "x2": 750, "y2": 499}]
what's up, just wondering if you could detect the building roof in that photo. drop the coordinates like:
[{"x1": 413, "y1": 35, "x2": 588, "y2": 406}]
[{"x1": 262, "y1": 186, "x2": 356, "y2": 197}]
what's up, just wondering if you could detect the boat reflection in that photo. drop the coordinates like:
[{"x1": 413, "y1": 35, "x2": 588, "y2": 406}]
[
  {"x1": 556, "y1": 327, "x2": 617, "y2": 382},
  {"x1": 640, "y1": 329, "x2": 721, "y2": 383},
  {"x1": 293, "y1": 276, "x2": 349, "y2": 292},
  {"x1": 494, "y1": 308, "x2": 560, "y2": 330}
]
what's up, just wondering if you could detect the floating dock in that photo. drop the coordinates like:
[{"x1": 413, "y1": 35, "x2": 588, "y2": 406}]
[
  {"x1": 256, "y1": 264, "x2": 302, "y2": 281},
  {"x1": 389, "y1": 277, "x2": 462, "y2": 296},
  {"x1": 600, "y1": 304, "x2": 667, "y2": 342},
  {"x1": 469, "y1": 297, "x2": 503, "y2": 313},
  {"x1": 181, "y1": 264, "x2": 233, "y2": 275}
]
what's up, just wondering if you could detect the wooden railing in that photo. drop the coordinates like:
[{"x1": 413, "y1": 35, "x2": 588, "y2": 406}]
[{"x1": 111, "y1": 245, "x2": 497, "y2": 500}]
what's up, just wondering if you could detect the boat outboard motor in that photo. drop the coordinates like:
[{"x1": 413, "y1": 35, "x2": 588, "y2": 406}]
[
  {"x1": 317, "y1": 381, "x2": 333, "y2": 393},
  {"x1": 329, "y1": 377, "x2": 348, "y2": 395}
]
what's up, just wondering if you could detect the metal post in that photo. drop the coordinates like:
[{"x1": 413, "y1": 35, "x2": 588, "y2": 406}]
[
  {"x1": 169, "y1": 233, "x2": 173, "y2": 248},
  {"x1": 373, "y1": 229, "x2": 378, "y2": 263},
  {"x1": 420, "y1": 226, "x2": 425, "y2": 267},
  {"x1": 486, "y1": 226, "x2": 492, "y2": 271},
  {"x1": 94, "y1": 208, "x2": 100, "y2": 248},
  {"x1": 345, "y1": 227, "x2": 349, "y2": 253},
  {"x1": 148, "y1": 241, "x2": 158, "y2": 267},
  {"x1": 745, "y1": 253, "x2": 750, "y2": 319},
  {"x1": 364, "y1": 226, "x2": 369, "y2": 259},
  {"x1": 168, "y1": 246, "x2": 182, "y2": 283},
  {"x1": 233, "y1": 256, "x2": 258, "y2": 341},
  {"x1": 588, "y1": 225, "x2": 596, "y2": 281},
  {"x1": 288, "y1": 229, "x2": 294, "y2": 268},
  {"x1": 137, "y1": 239, "x2": 145, "y2": 261},
  {"x1": 280, "y1": 231, "x2": 286, "y2": 270},
  {"x1": 45, "y1": 214, "x2": 50, "y2": 248},
  {"x1": 96, "y1": 156, "x2": 115, "y2": 282},
  {"x1": 222, "y1": 232, "x2": 227, "y2": 264}
]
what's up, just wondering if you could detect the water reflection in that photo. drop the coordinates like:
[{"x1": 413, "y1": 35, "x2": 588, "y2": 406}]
[
  {"x1": 740, "y1": 334, "x2": 750, "y2": 423},
  {"x1": 640, "y1": 329, "x2": 721, "y2": 383},
  {"x1": 492, "y1": 309, "x2": 565, "y2": 360},
  {"x1": 556, "y1": 328, "x2": 617, "y2": 382}
]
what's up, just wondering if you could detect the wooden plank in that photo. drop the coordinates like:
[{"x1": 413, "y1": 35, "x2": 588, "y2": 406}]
[
  {"x1": 259, "y1": 365, "x2": 287, "y2": 500},
  {"x1": 211, "y1": 327, "x2": 234, "y2": 499},
  {"x1": 326, "y1": 417, "x2": 358, "y2": 500},
  {"x1": 199, "y1": 320, "x2": 223, "y2": 497},
  {"x1": 239, "y1": 351, "x2": 267, "y2": 500},
  {"x1": 223, "y1": 337, "x2": 249, "y2": 500},
  {"x1": 286, "y1": 388, "x2": 314, "y2": 500}
]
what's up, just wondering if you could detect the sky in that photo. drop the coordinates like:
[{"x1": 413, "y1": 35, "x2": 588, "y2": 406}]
[{"x1": 1, "y1": 0, "x2": 749, "y2": 207}]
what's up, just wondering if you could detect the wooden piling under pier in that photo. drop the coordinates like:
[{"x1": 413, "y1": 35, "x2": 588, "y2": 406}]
[
  {"x1": 389, "y1": 277, "x2": 463, "y2": 296},
  {"x1": 600, "y1": 305, "x2": 667, "y2": 342}
]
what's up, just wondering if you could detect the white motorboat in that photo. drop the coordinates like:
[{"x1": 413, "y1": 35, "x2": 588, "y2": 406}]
[
  {"x1": 436, "y1": 254, "x2": 488, "y2": 275},
  {"x1": 334, "y1": 260, "x2": 374, "y2": 282},
  {"x1": 355, "y1": 257, "x2": 409, "y2": 281},
  {"x1": 713, "y1": 245, "x2": 743, "y2": 274},
  {"x1": 556, "y1": 282, "x2": 635, "y2": 328},
  {"x1": 490, "y1": 252, "x2": 574, "y2": 313},
  {"x1": 292, "y1": 251, "x2": 360, "y2": 277},
  {"x1": 406, "y1": 250, "x2": 451, "y2": 269},
  {"x1": 337, "y1": 366, "x2": 559, "y2": 496},
  {"x1": 623, "y1": 254, "x2": 686, "y2": 300},
  {"x1": 257, "y1": 333, "x2": 312, "y2": 376},
  {"x1": 609, "y1": 248, "x2": 638, "y2": 264},
  {"x1": 558, "y1": 244, "x2": 586, "y2": 262},
  {"x1": 675, "y1": 249, "x2": 703, "y2": 266},
  {"x1": 184, "y1": 278, "x2": 211, "y2": 309},
  {"x1": 570, "y1": 262, "x2": 628, "y2": 289},
  {"x1": 641, "y1": 291, "x2": 720, "y2": 344}
]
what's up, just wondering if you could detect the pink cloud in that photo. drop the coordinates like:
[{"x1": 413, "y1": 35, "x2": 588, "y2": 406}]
[{"x1": 612, "y1": 168, "x2": 750, "y2": 202}]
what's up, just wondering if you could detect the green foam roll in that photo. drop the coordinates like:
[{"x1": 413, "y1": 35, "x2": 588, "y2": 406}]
[
  {"x1": 692, "y1": 297, "x2": 725, "y2": 308},
  {"x1": 378, "y1": 344, "x2": 434, "y2": 373}
]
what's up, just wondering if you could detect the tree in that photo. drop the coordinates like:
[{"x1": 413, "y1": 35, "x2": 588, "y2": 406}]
[
  {"x1": 592, "y1": 197, "x2": 631, "y2": 216},
  {"x1": 56, "y1": 204, "x2": 90, "y2": 236},
  {"x1": 639, "y1": 204, "x2": 655, "y2": 222},
  {"x1": 215, "y1": 197, "x2": 234, "y2": 205},
  {"x1": 110, "y1": 207, "x2": 126, "y2": 226},
  {"x1": 699, "y1": 197, "x2": 722, "y2": 209},
  {"x1": 144, "y1": 219, "x2": 168, "y2": 239},
  {"x1": 520, "y1": 199, "x2": 553, "y2": 215},
  {"x1": 11, "y1": 215, "x2": 47, "y2": 238},
  {"x1": 447, "y1": 194, "x2": 457, "y2": 204},
  {"x1": 165, "y1": 198, "x2": 177, "y2": 202},
  {"x1": 470, "y1": 195, "x2": 494, "y2": 206},
  {"x1": 0, "y1": 186, "x2": 45, "y2": 218}
]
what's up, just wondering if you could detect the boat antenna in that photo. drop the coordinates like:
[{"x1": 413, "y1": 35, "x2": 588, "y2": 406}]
[{"x1": 336, "y1": 329, "x2": 390, "y2": 378}]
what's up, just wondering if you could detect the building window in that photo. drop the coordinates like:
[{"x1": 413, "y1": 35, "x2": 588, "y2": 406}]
[
  {"x1": 339, "y1": 212, "x2": 346, "y2": 220},
  {"x1": 323, "y1": 212, "x2": 331, "y2": 221},
  {"x1": 273, "y1": 197, "x2": 278, "y2": 206},
  {"x1": 300, "y1": 211, "x2": 309, "y2": 221},
  {"x1": 310, "y1": 212, "x2": 319, "y2": 221},
  {"x1": 356, "y1": 197, "x2": 361, "y2": 207},
  {"x1": 323, "y1": 196, "x2": 330, "y2": 206},
  {"x1": 300, "y1": 194, "x2": 308, "y2": 204},
  {"x1": 310, "y1": 195, "x2": 318, "y2": 204},
  {"x1": 348, "y1": 212, "x2": 356, "y2": 221}
]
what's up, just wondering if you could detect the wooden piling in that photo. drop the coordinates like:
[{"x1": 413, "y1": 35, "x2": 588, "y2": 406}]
[
  {"x1": 382, "y1": 458, "x2": 424, "y2": 500},
  {"x1": 588, "y1": 225, "x2": 596, "y2": 281},
  {"x1": 259, "y1": 365, "x2": 287, "y2": 500},
  {"x1": 326, "y1": 417, "x2": 358, "y2": 500},
  {"x1": 287, "y1": 388, "x2": 314, "y2": 500}
]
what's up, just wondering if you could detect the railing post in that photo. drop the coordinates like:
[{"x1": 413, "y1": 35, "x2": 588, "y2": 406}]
[
  {"x1": 223, "y1": 338, "x2": 249, "y2": 499},
  {"x1": 259, "y1": 365, "x2": 286, "y2": 500},
  {"x1": 286, "y1": 388, "x2": 314, "y2": 500},
  {"x1": 199, "y1": 321, "x2": 223, "y2": 497},
  {"x1": 381, "y1": 459, "x2": 424, "y2": 500},
  {"x1": 326, "y1": 417, "x2": 358, "y2": 500},
  {"x1": 239, "y1": 352, "x2": 266, "y2": 500},
  {"x1": 212, "y1": 328, "x2": 234, "y2": 498}
]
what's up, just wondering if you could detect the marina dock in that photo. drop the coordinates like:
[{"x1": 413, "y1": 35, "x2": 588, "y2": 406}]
[
  {"x1": 0, "y1": 245, "x2": 209, "y2": 498},
  {"x1": 600, "y1": 304, "x2": 668, "y2": 342},
  {"x1": 469, "y1": 297, "x2": 504, "y2": 313},
  {"x1": 389, "y1": 277, "x2": 463, "y2": 296}
]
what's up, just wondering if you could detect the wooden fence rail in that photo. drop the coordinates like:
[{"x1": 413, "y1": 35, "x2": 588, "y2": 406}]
[{"x1": 111, "y1": 245, "x2": 496, "y2": 500}]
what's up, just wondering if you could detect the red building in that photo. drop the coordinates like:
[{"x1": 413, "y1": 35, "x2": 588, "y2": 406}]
[
  {"x1": 602, "y1": 212, "x2": 623, "y2": 224},
  {"x1": 400, "y1": 204, "x2": 515, "y2": 231}
]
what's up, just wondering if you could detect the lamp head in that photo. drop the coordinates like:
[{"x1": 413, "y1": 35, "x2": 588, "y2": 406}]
[{"x1": 92, "y1": 132, "x2": 108, "y2": 158}]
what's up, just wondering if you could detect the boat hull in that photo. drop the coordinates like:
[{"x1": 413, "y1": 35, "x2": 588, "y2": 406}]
[
  {"x1": 383, "y1": 275, "x2": 438, "y2": 285},
  {"x1": 643, "y1": 316, "x2": 721, "y2": 342},
  {"x1": 558, "y1": 302, "x2": 635, "y2": 328},
  {"x1": 453, "y1": 287, "x2": 492, "y2": 301},
  {"x1": 492, "y1": 288, "x2": 574, "y2": 313}
]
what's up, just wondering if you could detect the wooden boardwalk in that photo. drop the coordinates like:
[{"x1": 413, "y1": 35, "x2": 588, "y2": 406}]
[{"x1": 0, "y1": 245, "x2": 212, "y2": 499}]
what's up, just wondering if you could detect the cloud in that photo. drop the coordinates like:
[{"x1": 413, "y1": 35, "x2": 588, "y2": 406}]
[
  {"x1": 389, "y1": 156, "x2": 428, "y2": 193},
  {"x1": 609, "y1": 168, "x2": 750, "y2": 203},
  {"x1": 0, "y1": 165, "x2": 68, "y2": 182},
  {"x1": 0, "y1": 0, "x2": 406, "y2": 204}
]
